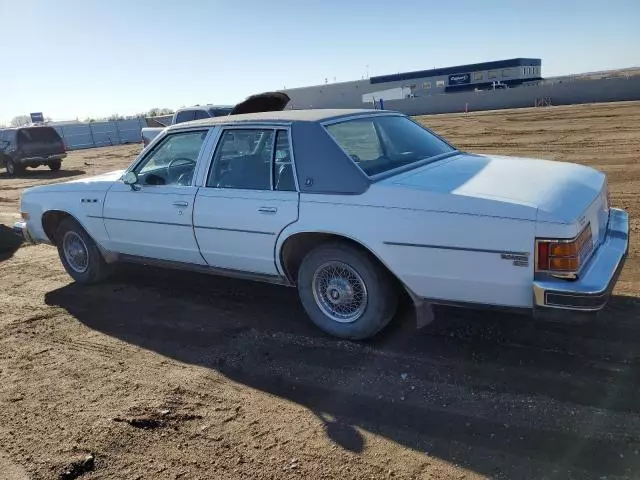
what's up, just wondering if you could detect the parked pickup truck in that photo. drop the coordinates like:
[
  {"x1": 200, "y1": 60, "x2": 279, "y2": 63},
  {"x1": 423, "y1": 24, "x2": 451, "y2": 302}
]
[
  {"x1": 141, "y1": 92, "x2": 291, "y2": 147},
  {"x1": 1, "y1": 126, "x2": 67, "y2": 176},
  {"x1": 14, "y1": 99, "x2": 629, "y2": 340},
  {"x1": 141, "y1": 105, "x2": 233, "y2": 147}
]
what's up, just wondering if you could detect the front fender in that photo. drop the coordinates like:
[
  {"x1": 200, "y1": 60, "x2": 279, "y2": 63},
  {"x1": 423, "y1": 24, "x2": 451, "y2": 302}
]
[{"x1": 22, "y1": 190, "x2": 110, "y2": 248}]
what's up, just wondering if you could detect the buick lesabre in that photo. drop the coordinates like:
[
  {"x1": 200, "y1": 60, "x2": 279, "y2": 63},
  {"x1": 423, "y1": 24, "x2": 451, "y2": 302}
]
[{"x1": 14, "y1": 106, "x2": 629, "y2": 339}]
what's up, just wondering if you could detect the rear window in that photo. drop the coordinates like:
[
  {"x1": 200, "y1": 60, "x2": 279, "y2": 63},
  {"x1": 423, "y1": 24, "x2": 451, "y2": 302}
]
[
  {"x1": 174, "y1": 110, "x2": 195, "y2": 123},
  {"x1": 208, "y1": 107, "x2": 232, "y2": 117},
  {"x1": 193, "y1": 110, "x2": 210, "y2": 120},
  {"x1": 325, "y1": 115, "x2": 455, "y2": 177},
  {"x1": 17, "y1": 127, "x2": 62, "y2": 144}
]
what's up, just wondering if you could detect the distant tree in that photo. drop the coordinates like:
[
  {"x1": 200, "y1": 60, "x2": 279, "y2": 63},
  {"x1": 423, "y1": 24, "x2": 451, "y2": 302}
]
[
  {"x1": 147, "y1": 107, "x2": 174, "y2": 117},
  {"x1": 10, "y1": 115, "x2": 31, "y2": 127}
]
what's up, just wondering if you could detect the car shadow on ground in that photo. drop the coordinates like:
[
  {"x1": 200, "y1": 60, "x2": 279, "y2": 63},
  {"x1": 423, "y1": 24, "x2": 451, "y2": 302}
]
[
  {"x1": 0, "y1": 169, "x2": 85, "y2": 180},
  {"x1": 0, "y1": 224, "x2": 23, "y2": 262},
  {"x1": 45, "y1": 264, "x2": 640, "y2": 479}
]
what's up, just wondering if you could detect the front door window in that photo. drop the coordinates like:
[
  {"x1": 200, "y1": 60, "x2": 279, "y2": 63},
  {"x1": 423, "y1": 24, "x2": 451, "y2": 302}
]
[{"x1": 135, "y1": 130, "x2": 208, "y2": 186}]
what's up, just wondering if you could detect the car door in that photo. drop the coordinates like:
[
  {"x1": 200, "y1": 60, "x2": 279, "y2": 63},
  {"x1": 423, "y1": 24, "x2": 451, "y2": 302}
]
[
  {"x1": 103, "y1": 129, "x2": 210, "y2": 264},
  {"x1": 193, "y1": 127, "x2": 299, "y2": 275}
]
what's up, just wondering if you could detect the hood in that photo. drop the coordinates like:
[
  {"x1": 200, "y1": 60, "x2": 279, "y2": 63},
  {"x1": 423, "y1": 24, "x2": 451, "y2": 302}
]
[
  {"x1": 229, "y1": 92, "x2": 290, "y2": 115},
  {"x1": 24, "y1": 169, "x2": 125, "y2": 195},
  {"x1": 383, "y1": 153, "x2": 605, "y2": 224}
]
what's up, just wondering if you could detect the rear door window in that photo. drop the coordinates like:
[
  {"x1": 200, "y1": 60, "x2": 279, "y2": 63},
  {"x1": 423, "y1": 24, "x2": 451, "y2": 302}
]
[{"x1": 208, "y1": 129, "x2": 274, "y2": 190}]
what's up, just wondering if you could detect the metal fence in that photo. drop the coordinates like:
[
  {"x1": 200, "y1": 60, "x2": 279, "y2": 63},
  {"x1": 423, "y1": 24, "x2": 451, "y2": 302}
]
[
  {"x1": 53, "y1": 118, "x2": 146, "y2": 150},
  {"x1": 382, "y1": 76, "x2": 640, "y2": 116}
]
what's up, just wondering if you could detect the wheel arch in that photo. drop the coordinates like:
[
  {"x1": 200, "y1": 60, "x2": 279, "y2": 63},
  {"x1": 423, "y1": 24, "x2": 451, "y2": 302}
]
[
  {"x1": 278, "y1": 230, "x2": 405, "y2": 290},
  {"x1": 41, "y1": 210, "x2": 96, "y2": 245}
]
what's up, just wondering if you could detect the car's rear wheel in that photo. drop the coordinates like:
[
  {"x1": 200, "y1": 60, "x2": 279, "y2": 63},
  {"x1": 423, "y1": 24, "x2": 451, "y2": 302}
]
[
  {"x1": 297, "y1": 242, "x2": 398, "y2": 340},
  {"x1": 4, "y1": 158, "x2": 23, "y2": 176},
  {"x1": 55, "y1": 217, "x2": 112, "y2": 284},
  {"x1": 48, "y1": 160, "x2": 61, "y2": 171}
]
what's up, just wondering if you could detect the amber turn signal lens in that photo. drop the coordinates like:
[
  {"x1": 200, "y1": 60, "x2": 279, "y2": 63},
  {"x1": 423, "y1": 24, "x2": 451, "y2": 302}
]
[
  {"x1": 549, "y1": 243, "x2": 578, "y2": 257},
  {"x1": 549, "y1": 256, "x2": 580, "y2": 271}
]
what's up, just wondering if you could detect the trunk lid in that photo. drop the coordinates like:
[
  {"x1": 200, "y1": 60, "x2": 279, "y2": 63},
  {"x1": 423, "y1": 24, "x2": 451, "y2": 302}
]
[{"x1": 387, "y1": 153, "x2": 606, "y2": 225}]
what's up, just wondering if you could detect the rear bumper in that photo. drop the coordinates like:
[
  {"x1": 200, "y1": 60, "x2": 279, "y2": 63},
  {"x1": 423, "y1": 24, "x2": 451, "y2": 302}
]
[
  {"x1": 20, "y1": 153, "x2": 67, "y2": 166},
  {"x1": 533, "y1": 208, "x2": 629, "y2": 312}
]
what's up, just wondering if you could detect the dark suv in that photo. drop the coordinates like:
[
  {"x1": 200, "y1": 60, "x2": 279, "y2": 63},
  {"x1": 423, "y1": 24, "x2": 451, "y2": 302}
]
[{"x1": 0, "y1": 126, "x2": 67, "y2": 176}]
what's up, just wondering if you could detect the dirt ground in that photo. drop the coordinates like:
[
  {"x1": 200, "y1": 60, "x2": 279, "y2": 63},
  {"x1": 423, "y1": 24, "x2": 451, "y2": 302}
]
[{"x1": 1, "y1": 101, "x2": 639, "y2": 480}]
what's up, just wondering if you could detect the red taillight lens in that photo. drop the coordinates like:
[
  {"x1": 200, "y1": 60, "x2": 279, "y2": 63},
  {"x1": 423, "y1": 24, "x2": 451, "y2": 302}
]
[{"x1": 537, "y1": 241, "x2": 550, "y2": 270}]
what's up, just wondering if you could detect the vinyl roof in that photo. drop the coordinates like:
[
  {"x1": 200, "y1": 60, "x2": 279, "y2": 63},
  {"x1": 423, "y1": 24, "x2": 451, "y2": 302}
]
[{"x1": 170, "y1": 108, "x2": 386, "y2": 129}]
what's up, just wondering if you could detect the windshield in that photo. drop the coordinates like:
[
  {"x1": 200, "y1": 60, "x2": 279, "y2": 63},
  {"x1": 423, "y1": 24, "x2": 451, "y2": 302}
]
[{"x1": 325, "y1": 115, "x2": 456, "y2": 176}]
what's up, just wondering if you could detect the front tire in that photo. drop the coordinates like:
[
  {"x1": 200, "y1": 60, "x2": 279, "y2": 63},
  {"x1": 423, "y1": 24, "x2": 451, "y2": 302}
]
[
  {"x1": 297, "y1": 242, "x2": 398, "y2": 340},
  {"x1": 55, "y1": 217, "x2": 112, "y2": 284},
  {"x1": 48, "y1": 160, "x2": 62, "y2": 171}
]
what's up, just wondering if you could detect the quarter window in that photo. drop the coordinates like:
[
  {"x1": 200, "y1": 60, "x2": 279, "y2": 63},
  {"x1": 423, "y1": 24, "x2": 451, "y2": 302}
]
[
  {"x1": 134, "y1": 130, "x2": 207, "y2": 186},
  {"x1": 208, "y1": 129, "x2": 274, "y2": 190}
]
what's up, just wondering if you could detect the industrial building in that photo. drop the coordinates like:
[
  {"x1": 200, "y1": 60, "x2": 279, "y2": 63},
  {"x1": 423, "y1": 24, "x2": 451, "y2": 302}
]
[{"x1": 282, "y1": 58, "x2": 542, "y2": 109}]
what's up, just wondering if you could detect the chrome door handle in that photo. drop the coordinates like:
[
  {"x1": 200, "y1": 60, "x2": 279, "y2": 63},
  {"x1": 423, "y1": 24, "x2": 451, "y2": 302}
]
[
  {"x1": 173, "y1": 201, "x2": 189, "y2": 207},
  {"x1": 258, "y1": 206, "x2": 277, "y2": 214}
]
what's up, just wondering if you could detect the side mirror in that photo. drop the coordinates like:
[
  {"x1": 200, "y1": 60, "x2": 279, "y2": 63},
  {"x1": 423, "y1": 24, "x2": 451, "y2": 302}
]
[{"x1": 122, "y1": 171, "x2": 140, "y2": 190}]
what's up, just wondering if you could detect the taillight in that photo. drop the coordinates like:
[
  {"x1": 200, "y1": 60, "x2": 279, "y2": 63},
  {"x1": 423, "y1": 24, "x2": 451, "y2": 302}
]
[{"x1": 536, "y1": 224, "x2": 593, "y2": 274}]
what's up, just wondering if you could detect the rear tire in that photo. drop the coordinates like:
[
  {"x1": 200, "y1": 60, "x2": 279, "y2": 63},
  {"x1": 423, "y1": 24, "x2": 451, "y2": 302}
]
[
  {"x1": 297, "y1": 242, "x2": 398, "y2": 340},
  {"x1": 4, "y1": 158, "x2": 23, "y2": 176},
  {"x1": 55, "y1": 217, "x2": 112, "y2": 284},
  {"x1": 48, "y1": 160, "x2": 61, "y2": 171}
]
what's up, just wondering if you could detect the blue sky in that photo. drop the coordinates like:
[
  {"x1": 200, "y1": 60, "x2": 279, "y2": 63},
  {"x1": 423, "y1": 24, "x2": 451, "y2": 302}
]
[{"x1": 0, "y1": 0, "x2": 638, "y2": 124}]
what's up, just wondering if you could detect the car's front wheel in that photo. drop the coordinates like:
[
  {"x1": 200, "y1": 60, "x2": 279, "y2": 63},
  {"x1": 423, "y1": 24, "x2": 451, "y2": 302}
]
[
  {"x1": 297, "y1": 242, "x2": 398, "y2": 340},
  {"x1": 55, "y1": 217, "x2": 112, "y2": 284}
]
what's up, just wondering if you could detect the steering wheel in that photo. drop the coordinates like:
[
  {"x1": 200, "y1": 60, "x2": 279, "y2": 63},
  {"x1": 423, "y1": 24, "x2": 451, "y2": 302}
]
[{"x1": 167, "y1": 157, "x2": 197, "y2": 184}]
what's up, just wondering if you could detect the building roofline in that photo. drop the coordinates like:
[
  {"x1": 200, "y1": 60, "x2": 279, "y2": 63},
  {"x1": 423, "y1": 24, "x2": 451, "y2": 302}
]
[{"x1": 370, "y1": 58, "x2": 541, "y2": 85}]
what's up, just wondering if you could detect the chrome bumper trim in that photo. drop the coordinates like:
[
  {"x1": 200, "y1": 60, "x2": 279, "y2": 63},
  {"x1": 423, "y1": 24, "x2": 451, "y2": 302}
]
[
  {"x1": 533, "y1": 208, "x2": 629, "y2": 311},
  {"x1": 22, "y1": 153, "x2": 67, "y2": 162},
  {"x1": 12, "y1": 221, "x2": 36, "y2": 245}
]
